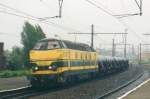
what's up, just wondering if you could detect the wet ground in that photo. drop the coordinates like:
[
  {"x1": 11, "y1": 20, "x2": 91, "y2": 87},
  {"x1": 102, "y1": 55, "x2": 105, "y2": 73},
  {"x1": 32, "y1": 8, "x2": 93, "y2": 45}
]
[
  {"x1": 121, "y1": 66, "x2": 150, "y2": 99},
  {"x1": 123, "y1": 79, "x2": 150, "y2": 99},
  {"x1": 28, "y1": 65, "x2": 143, "y2": 99},
  {"x1": 104, "y1": 65, "x2": 150, "y2": 99}
]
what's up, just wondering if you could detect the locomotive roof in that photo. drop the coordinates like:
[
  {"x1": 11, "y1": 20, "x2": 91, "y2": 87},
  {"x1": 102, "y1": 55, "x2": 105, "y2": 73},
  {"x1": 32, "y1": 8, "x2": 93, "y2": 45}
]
[
  {"x1": 39, "y1": 38, "x2": 95, "y2": 51},
  {"x1": 39, "y1": 38, "x2": 59, "y2": 41},
  {"x1": 40, "y1": 38, "x2": 91, "y2": 47}
]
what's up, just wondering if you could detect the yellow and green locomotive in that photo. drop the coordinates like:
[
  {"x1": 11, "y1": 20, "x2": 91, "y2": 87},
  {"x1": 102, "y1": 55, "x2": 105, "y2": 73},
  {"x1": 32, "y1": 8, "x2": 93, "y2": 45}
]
[{"x1": 29, "y1": 38, "x2": 98, "y2": 86}]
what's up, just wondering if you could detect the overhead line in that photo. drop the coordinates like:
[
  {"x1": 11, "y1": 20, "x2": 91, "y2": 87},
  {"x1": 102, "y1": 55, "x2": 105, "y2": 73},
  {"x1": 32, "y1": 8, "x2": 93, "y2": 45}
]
[
  {"x1": 0, "y1": 10, "x2": 81, "y2": 32},
  {"x1": 86, "y1": 0, "x2": 141, "y2": 19},
  {"x1": 0, "y1": 1, "x2": 144, "y2": 43},
  {"x1": 0, "y1": 3, "x2": 81, "y2": 33},
  {"x1": 69, "y1": 33, "x2": 128, "y2": 34},
  {"x1": 85, "y1": 0, "x2": 127, "y2": 21},
  {"x1": 119, "y1": 19, "x2": 145, "y2": 43},
  {"x1": 134, "y1": 0, "x2": 141, "y2": 9},
  {"x1": 85, "y1": 0, "x2": 115, "y2": 17},
  {"x1": 39, "y1": 0, "x2": 63, "y2": 20},
  {"x1": 0, "y1": 3, "x2": 37, "y2": 19},
  {"x1": 0, "y1": 10, "x2": 37, "y2": 20},
  {"x1": 91, "y1": 0, "x2": 115, "y2": 15},
  {"x1": 85, "y1": 0, "x2": 144, "y2": 43}
]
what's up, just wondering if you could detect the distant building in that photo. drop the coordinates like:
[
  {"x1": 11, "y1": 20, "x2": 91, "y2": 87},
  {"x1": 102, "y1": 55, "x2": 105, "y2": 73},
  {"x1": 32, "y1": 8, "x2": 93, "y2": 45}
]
[
  {"x1": 0, "y1": 42, "x2": 6, "y2": 70},
  {"x1": 142, "y1": 51, "x2": 150, "y2": 60}
]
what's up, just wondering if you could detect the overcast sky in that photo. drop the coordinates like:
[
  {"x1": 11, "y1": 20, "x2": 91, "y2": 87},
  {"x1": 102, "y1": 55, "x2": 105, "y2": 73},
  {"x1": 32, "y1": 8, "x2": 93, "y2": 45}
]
[{"x1": 0, "y1": 0, "x2": 149, "y2": 50}]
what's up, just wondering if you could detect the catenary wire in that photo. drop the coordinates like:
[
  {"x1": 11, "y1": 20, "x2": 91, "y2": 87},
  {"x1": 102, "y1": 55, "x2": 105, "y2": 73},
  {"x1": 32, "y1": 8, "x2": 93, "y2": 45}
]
[
  {"x1": 0, "y1": 3, "x2": 82, "y2": 33},
  {"x1": 85, "y1": 0, "x2": 144, "y2": 43}
]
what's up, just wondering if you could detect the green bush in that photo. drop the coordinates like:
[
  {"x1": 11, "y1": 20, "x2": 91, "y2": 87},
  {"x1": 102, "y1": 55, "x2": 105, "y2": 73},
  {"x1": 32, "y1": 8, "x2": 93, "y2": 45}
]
[{"x1": 0, "y1": 70, "x2": 31, "y2": 78}]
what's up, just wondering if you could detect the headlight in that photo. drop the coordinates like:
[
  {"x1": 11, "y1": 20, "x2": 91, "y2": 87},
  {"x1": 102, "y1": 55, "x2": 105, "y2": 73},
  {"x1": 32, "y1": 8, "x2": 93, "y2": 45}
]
[
  {"x1": 48, "y1": 65, "x2": 57, "y2": 70},
  {"x1": 34, "y1": 66, "x2": 38, "y2": 70},
  {"x1": 48, "y1": 66, "x2": 52, "y2": 70}
]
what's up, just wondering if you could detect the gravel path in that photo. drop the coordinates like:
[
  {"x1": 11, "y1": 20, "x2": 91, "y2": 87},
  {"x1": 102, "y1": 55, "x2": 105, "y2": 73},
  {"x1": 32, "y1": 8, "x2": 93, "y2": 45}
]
[
  {"x1": 29, "y1": 65, "x2": 143, "y2": 99},
  {"x1": 0, "y1": 76, "x2": 29, "y2": 91}
]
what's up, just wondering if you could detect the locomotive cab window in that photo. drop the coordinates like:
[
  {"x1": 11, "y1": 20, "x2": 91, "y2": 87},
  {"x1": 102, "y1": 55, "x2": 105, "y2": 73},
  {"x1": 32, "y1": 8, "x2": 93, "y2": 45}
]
[
  {"x1": 33, "y1": 41, "x2": 47, "y2": 50},
  {"x1": 47, "y1": 41, "x2": 60, "y2": 50},
  {"x1": 33, "y1": 40, "x2": 61, "y2": 50}
]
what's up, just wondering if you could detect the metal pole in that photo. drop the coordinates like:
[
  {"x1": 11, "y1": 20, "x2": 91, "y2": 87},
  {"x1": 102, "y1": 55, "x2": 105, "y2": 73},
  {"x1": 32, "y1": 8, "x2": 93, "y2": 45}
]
[
  {"x1": 138, "y1": 45, "x2": 140, "y2": 64},
  {"x1": 124, "y1": 29, "x2": 127, "y2": 58},
  {"x1": 140, "y1": 0, "x2": 142, "y2": 16},
  {"x1": 91, "y1": 24, "x2": 94, "y2": 48},
  {"x1": 112, "y1": 38, "x2": 115, "y2": 57},
  {"x1": 58, "y1": 0, "x2": 63, "y2": 18},
  {"x1": 139, "y1": 43, "x2": 142, "y2": 64},
  {"x1": 132, "y1": 45, "x2": 135, "y2": 56}
]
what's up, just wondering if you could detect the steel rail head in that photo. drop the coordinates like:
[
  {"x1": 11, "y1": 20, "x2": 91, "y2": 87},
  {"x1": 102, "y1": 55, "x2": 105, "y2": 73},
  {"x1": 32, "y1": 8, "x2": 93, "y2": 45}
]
[{"x1": 0, "y1": 85, "x2": 31, "y2": 94}]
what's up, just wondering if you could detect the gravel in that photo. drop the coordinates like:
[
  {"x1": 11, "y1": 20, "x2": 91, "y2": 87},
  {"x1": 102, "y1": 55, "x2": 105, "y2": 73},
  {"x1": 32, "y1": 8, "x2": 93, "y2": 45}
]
[
  {"x1": 104, "y1": 65, "x2": 150, "y2": 99},
  {"x1": 0, "y1": 76, "x2": 30, "y2": 91}
]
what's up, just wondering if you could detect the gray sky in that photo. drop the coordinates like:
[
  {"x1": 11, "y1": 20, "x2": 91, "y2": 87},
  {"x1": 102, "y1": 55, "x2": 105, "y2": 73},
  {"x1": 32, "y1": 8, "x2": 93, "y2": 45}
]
[{"x1": 0, "y1": 0, "x2": 149, "y2": 50}]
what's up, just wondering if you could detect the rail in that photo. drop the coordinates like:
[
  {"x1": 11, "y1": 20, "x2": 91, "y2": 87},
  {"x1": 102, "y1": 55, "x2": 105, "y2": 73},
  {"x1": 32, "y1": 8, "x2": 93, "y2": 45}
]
[{"x1": 95, "y1": 71, "x2": 144, "y2": 99}]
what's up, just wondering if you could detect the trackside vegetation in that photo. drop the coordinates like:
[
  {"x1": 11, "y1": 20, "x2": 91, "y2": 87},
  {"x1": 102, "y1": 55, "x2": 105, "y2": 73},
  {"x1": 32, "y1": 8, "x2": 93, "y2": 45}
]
[
  {"x1": 21, "y1": 22, "x2": 46, "y2": 68},
  {"x1": 1, "y1": 21, "x2": 46, "y2": 78},
  {"x1": 0, "y1": 70, "x2": 30, "y2": 78}
]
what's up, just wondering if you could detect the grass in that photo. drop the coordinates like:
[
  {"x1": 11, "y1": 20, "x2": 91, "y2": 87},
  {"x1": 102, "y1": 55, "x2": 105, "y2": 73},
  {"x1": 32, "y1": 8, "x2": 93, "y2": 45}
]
[
  {"x1": 135, "y1": 60, "x2": 150, "y2": 65},
  {"x1": 0, "y1": 69, "x2": 31, "y2": 78}
]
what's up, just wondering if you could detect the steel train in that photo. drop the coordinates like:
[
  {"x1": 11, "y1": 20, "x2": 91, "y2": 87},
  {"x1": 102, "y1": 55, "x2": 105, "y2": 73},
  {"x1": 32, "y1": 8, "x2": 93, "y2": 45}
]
[
  {"x1": 29, "y1": 38, "x2": 128, "y2": 87},
  {"x1": 98, "y1": 56, "x2": 129, "y2": 74}
]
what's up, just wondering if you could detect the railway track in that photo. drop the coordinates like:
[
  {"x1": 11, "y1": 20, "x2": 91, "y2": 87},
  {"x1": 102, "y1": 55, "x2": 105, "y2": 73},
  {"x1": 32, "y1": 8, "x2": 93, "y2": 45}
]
[
  {"x1": 0, "y1": 74, "x2": 143, "y2": 99},
  {"x1": 0, "y1": 84, "x2": 66, "y2": 99},
  {"x1": 0, "y1": 86, "x2": 33, "y2": 99},
  {"x1": 96, "y1": 72, "x2": 144, "y2": 99}
]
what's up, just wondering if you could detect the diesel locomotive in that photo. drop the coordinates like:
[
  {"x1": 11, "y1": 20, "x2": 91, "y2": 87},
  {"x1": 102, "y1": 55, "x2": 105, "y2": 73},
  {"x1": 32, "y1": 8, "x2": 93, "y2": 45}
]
[
  {"x1": 29, "y1": 38, "x2": 129, "y2": 87},
  {"x1": 29, "y1": 38, "x2": 98, "y2": 86}
]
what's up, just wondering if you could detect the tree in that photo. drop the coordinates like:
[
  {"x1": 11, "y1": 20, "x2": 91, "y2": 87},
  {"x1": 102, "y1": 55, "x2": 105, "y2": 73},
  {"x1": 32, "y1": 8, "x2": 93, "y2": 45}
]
[
  {"x1": 5, "y1": 46, "x2": 24, "y2": 70},
  {"x1": 21, "y1": 22, "x2": 46, "y2": 68}
]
